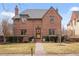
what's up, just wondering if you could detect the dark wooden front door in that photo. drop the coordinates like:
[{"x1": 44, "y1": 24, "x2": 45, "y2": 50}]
[
  {"x1": 35, "y1": 26, "x2": 42, "y2": 42},
  {"x1": 36, "y1": 26, "x2": 41, "y2": 39}
]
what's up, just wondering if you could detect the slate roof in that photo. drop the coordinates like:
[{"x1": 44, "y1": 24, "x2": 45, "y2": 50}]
[
  {"x1": 12, "y1": 7, "x2": 62, "y2": 19},
  {"x1": 20, "y1": 9, "x2": 48, "y2": 18}
]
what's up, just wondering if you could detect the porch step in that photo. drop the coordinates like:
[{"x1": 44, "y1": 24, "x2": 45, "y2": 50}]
[{"x1": 35, "y1": 39, "x2": 42, "y2": 42}]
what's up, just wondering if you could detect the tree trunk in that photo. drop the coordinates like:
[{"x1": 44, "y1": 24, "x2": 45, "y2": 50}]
[{"x1": 3, "y1": 36, "x2": 6, "y2": 43}]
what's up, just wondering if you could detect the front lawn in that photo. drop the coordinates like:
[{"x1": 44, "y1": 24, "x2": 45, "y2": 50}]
[
  {"x1": 42, "y1": 43, "x2": 79, "y2": 54},
  {"x1": 0, "y1": 43, "x2": 35, "y2": 54}
]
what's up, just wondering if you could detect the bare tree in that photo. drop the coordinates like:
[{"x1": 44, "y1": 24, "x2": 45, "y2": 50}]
[{"x1": 2, "y1": 19, "x2": 11, "y2": 43}]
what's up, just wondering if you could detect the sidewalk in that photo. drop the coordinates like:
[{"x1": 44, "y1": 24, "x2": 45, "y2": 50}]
[{"x1": 34, "y1": 43, "x2": 46, "y2": 56}]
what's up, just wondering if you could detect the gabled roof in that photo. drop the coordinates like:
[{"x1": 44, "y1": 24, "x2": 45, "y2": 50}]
[
  {"x1": 20, "y1": 9, "x2": 48, "y2": 18},
  {"x1": 13, "y1": 7, "x2": 62, "y2": 19},
  {"x1": 67, "y1": 11, "x2": 79, "y2": 26},
  {"x1": 42, "y1": 7, "x2": 62, "y2": 19}
]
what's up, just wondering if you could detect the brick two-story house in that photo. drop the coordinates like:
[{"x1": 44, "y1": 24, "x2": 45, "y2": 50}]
[{"x1": 12, "y1": 6, "x2": 62, "y2": 42}]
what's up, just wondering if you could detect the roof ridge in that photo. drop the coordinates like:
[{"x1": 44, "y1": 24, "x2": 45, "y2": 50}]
[
  {"x1": 20, "y1": 9, "x2": 48, "y2": 14},
  {"x1": 19, "y1": 8, "x2": 48, "y2": 18},
  {"x1": 27, "y1": 9, "x2": 47, "y2": 10}
]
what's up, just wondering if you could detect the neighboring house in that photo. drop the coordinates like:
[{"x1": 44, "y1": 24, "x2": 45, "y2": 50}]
[
  {"x1": 67, "y1": 11, "x2": 79, "y2": 39},
  {"x1": 12, "y1": 6, "x2": 62, "y2": 42},
  {"x1": 67, "y1": 21, "x2": 74, "y2": 37}
]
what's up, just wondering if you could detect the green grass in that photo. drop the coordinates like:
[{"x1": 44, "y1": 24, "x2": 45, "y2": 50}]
[
  {"x1": 42, "y1": 43, "x2": 79, "y2": 54},
  {"x1": 0, "y1": 43, "x2": 35, "y2": 54}
]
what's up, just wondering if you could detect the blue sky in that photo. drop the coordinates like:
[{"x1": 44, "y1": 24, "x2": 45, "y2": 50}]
[{"x1": 0, "y1": 3, "x2": 79, "y2": 29}]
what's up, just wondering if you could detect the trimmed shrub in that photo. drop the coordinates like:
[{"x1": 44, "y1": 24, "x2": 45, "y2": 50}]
[
  {"x1": 28, "y1": 36, "x2": 34, "y2": 42},
  {"x1": 43, "y1": 36, "x2": 49, "y2": 42},
  {"x1": 6, "y1": 36, "x2": 23, "y2": 43},
  {"x1": 43, "y1": 36, "x2": 58, "y2": 42}
]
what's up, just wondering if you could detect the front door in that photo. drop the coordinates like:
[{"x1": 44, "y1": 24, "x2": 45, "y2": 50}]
[{"x1": 36, "y1": 26, "x2": 41, "y2": 39}]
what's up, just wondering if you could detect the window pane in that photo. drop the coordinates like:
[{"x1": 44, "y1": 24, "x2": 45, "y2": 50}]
[
  {"x1": 49, "y1": 29, "x2": 51, "y2": 35},
  {"x1": 21, "y1": 30, "x2": 23, "y2": 35},
  {"x1": 50, "y1": 16, "x2": 55, "y2": 23},
  {"x1": 52, "y1": 29, "x2": 55, "y2": 35},
  {"x1": 49, "y1": 29, "x2": 55, "y2": 35},
  {"x1": 22, "y1": 18, "x2": 26, "y2": 23},
  {"x1": 21, "y1": 29, "x2": 27, "y2": 35}
]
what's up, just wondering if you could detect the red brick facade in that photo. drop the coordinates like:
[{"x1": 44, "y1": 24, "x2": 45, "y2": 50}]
[{"x1": 13, "y1": 6, "x2": 62, "y2": 42}]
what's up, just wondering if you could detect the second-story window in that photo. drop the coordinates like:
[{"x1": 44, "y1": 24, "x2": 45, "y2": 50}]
[
  {"x1": 50, "y1": 16, "x2": 55, "y2": 23},
  {"x1": 21, "y1": 29, "x2": 27, "y2": 35},
  {"x1": 22, "y1": 17, "x2": 26, "y2": 23}
]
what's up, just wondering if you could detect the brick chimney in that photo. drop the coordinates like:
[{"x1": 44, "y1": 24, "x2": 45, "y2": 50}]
[{"x1": 15, "y1": 5, "x2": 19, "y2": 16}]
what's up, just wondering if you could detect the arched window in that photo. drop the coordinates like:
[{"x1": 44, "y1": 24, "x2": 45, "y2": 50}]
[{"x1": 21, "y1": 17, "x2": 26, "y2": 23}]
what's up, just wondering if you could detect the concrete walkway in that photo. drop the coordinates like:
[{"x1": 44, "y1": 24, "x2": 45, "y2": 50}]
[{"x1": 34, "y1": 43, "x2": 46, "y2": 56}]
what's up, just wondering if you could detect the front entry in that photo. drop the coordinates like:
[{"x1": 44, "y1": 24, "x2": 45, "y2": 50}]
[{"x1": 35, "y1": 26, "x2": 42, "y2": 42}]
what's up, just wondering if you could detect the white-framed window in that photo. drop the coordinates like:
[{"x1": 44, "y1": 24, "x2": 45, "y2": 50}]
[
  {"x1": 21, "y1": 17, "x2": 26, "y2": 23},
  {"x1": 21, "y1": 29, "x2": 27, "y2": 35},
  {"x1": 50, "y1": 16, "x2": 55, "y2": 23},
  {"x1": 49, "y1": 29, "x2": 55, "y2": 35}
]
